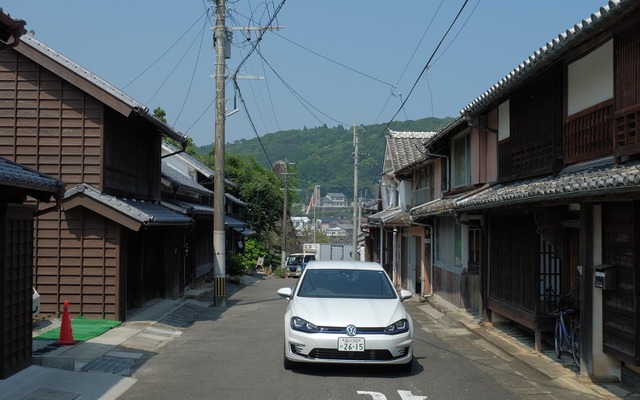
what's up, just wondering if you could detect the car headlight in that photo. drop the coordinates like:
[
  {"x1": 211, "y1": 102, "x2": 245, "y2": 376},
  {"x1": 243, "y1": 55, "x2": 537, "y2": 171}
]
[
  {"x1": 290, "y1": 316, "x2": 319, "y2": 333},
  {"x1": 384, "y1": 318, "x2": 409, "y2": 335}
]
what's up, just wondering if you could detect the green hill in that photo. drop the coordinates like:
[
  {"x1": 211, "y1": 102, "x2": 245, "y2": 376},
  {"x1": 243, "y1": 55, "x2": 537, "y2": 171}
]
[{"x1": 198, "y1": 117, "x2": 453, "y2": 201}]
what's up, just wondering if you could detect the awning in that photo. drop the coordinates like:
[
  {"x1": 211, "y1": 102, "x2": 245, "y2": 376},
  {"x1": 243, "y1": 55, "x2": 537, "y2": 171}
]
[
  {"x1": 63, "y1": 183, "x2": 192, "y2": 231},
  {"x1": 163, "y1": 199, "x2": 214, "y2": 215},
  {"x1": 233, "y1": 226, "x2": 256, "y2": 236},
  {"x1": 457, "y1": 160, "x2": 640, "y2": 212},
  {"x1": 367, "y1": 206, "x2": 411, "y2": 227}
]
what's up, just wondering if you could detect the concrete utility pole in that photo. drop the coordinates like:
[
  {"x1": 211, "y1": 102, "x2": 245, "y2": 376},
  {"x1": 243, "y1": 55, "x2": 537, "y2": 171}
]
[
  {"x1": 279, "y1": 161, "x2": 296, "y2": 269},
  {"x1": 213, "y1": 0, "x2": 227, "y2": 306},
  {"x1": 352, "y1": 120, "x2": 359, "y2": 260}
]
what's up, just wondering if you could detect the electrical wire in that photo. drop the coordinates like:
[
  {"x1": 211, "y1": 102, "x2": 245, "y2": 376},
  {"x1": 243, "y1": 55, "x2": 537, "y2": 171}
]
[
  {"x1": 374, "y1": 0, "x2": 446, "y2": 124},
  {"x1": 374, "y1": 0, "x2": 470, "y2": 148},
  {"x1": 272, "y1": 32, "x2": 395, "y2": 89},
  {"x1": 233, "y1": 80, "x2": 275, "y2": 168},
  {"x1": 230, "y1": 0, "x2": 287, "y2": 81},
  {"x1": 256, "y1": 50, "x2": 349, "y2": 128},
  {"x1": 122, "y1": 10, "x2": 208, "y2": 90},
  {"x1": 173, "y1": 11, "x2": 211, "y2": 127},
  {"x1": 144, "y1": 22, "x2": 205, "y2": 106}
]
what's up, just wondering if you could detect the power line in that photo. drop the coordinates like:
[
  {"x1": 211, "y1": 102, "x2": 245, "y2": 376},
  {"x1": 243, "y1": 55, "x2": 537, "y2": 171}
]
[
  {"x1": 122, "y1": 10, "x2": 208, "y2": 90},
  {"x1": 232, "y1": 80, "x2": 275, "y2": 168},
  {"x1": 374, "y1": 0, "x2": 471, "y2": 148},
  {"x1": 230, "y1": 0, "x2": 287, "y2": 81},
  {"x1": 273, "y1": 32, "x2": 395, "y2": 89},
  {"x1": 256, "y1": 50, "x2": 349, "y2": 128},
  {"x1": 173, "y1": 12, "x2": 211, "y2": 127},
  {"x1": 374, "y1": 0, "x2": 446, "y2": 124}
]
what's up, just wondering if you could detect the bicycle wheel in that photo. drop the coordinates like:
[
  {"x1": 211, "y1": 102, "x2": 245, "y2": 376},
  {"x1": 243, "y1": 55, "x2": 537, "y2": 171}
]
[
  {"x1": 554, "y1": 319, "x2": 562, "y2": 359},
  {"x1": 571, "y1": 324, "x2": 581, "y2": 367}
]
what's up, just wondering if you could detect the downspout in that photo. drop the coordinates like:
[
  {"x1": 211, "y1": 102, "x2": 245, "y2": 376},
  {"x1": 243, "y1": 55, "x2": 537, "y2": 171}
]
[
  {"x1": 392, "y1": 228, "x2": 398, "y2": 287},
  {"x1": 379, "y1": 225, "x2": 384, "y2": 269}
]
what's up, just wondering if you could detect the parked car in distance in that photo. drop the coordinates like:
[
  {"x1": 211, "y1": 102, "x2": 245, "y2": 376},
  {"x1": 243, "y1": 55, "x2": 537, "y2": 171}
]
[
  {"x1": 285, "y1": 252, "x2": 316, "y2": 277},
  {"x1": 277, "y1": 260, "x2": 414, "y2": 371}
]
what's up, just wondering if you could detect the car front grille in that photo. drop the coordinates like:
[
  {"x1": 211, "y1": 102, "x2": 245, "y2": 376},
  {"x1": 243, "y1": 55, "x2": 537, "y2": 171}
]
[{"x1": 294, "y1": 347, "x2": 408, "y2": 361}]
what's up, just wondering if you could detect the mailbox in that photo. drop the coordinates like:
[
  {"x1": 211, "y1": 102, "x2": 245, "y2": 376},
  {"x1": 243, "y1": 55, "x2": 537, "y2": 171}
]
[{"x1": 594, "y1": 264, "x2": 617, "y2": 290}]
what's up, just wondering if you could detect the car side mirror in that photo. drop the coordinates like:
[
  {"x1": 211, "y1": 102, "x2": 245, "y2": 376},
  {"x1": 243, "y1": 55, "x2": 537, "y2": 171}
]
[
  {"x1": 399, "y1": 290, "x2": 412, "y2": 302},
  {"x1": 277, "y1": 287, "x2": 293, "y2": 299}
]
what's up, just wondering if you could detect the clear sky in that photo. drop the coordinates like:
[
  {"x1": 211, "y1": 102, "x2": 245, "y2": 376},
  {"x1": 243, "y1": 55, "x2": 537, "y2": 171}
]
[{"x1": 2, "y1": 0, "x2": 608, "y2": 147}]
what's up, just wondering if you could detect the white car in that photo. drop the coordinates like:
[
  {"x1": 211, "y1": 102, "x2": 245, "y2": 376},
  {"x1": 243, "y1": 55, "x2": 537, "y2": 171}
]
[{"x1": 277, "y1": 261, "x2": 413, "y2": 371}]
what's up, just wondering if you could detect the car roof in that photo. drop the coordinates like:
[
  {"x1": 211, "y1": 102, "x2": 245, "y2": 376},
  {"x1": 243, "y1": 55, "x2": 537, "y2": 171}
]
[{"x1": 303, "y1": 260, "x2": 384, "y2": 271}]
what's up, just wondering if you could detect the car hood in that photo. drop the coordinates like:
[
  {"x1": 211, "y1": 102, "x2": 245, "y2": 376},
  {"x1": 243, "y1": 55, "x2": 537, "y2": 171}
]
[{"x1": 290, "y1": 297, "x2": 407, "y2": 327}]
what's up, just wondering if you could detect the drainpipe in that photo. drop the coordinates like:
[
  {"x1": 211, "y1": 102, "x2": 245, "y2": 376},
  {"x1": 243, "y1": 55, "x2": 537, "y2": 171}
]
[
  {"x1": 392, "y1": 228, "x2": 398, "y2": 287},
  {"x1": 379, "y1": 226, "x2": 384, "y2": 268}
]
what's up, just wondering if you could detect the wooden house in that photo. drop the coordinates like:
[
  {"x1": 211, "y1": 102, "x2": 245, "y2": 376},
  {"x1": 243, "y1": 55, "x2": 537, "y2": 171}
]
[
  {"x1": 368, "y1": 130, "x2": 435, "y2": 292},
  {"x1": 0, "y1": 32, "x2": 194, "y2": 321},
  {"x1": 161, "y1": 142, "x2": 254, "y2": 284},
  {"x1": 0, "y1": 156, "x2": 63, "y2": 378},
  {"x1": 404, "y1": 0, "x2": 640, "y2": 386}
]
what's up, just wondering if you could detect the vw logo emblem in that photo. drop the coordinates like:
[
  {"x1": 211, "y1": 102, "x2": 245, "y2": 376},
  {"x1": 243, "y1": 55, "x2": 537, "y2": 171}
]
[{"x1": 346, "y1": 324, "x2": 357, "y2": 336}]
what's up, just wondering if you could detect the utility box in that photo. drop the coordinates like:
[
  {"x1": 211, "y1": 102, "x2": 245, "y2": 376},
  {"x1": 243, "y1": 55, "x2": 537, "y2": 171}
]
[{"x1": 594, "y1": 264, "x2": 617, "y2": 290}]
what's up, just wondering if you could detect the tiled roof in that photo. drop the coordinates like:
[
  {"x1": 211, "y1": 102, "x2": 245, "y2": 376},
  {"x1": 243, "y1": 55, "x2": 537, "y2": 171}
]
[
  {"x1": 65, "y1": 183, "x2": 192, "y2": 226},
  {"x1": 386, "y1": 130, "x2": 437, "y2": 174},
  {"x1": 225, "y1": 215, "x2": 246, "y2": 228},
  {"x1": 162, "y1": 161, "x2": 213, "y2": 196},
  {"x1": 457, "y1": 160, "x2": 640, "y2": 211},
  {"x1": 162, "y1": 142, "x2": 215, "y2": 178},
  {"x1": 225, "y1": 192, "x2": 246, "y2": 206},
  {"x1": 163, "y1": 199, "x2": 213, "y2": 215},
  {"x1": 411, "y1": 197, "x2": 458, "y2": 217},
  {"x1": 368, "y1": 206, "x2": 411, "y2": 227},
  {"x1": 0, "y1": 156, "x2": 64, "y2": 193},
  {"x1": 461, "y1": 0, "x2": 632, "y2": 116}
]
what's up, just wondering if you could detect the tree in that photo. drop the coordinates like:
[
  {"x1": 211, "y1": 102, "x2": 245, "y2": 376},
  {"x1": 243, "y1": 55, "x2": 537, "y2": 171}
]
[{"x1": 225, "y1": 153, "x2": 285, "y2": 238}]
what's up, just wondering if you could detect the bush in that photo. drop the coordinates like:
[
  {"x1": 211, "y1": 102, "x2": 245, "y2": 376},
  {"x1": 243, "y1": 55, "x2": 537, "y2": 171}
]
[{"x1": 227, "y1": 238, "x2": 273, "y2": 277}]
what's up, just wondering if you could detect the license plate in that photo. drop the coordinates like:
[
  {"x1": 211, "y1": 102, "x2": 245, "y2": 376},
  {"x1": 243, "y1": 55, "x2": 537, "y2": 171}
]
[{"x1": 338, "y1": 337, "x2": 365, "y2": 352}]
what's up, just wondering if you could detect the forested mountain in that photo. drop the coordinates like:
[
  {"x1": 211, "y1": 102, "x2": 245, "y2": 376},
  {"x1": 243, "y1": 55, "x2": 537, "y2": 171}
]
[{"x1": 197, "y1": 117, "x2": 453, "y2": 201}]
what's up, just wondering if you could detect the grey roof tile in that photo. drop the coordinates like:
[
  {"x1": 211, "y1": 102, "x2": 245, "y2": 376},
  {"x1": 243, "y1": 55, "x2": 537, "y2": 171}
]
[
  {"x1": 457, "y1": 160, "x2": 640, "y2": 211},
  {"x1": 162, "y1": 161, "x2": 213, "y2": 196},
  {"x1": 386, "y1": 130, "x2": 437, "y2": 173},
  {"x1": 65, "y1": 183, "x2": 192, "y2": 225},
  {"x1": 0, "y1": 156, "x2": 63, "y2": 192},
  {"x1": 461, "y1": 0, "x2": 631, "y2": 116}
]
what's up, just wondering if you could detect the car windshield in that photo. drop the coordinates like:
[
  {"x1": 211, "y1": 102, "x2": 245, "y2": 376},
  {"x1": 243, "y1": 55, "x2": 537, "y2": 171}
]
[
  {"x1": 287, "y1": 255, "x2": 303, "y2": 265},
  {"x1": 297, "y1": 269, "x2": 396, "y2": 299}
]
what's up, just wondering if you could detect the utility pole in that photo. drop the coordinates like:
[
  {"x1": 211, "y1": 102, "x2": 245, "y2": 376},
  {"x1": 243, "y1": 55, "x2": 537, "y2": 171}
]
[
  {"x1": 352, "y1": 120, "x2": 359, "y2": 260},
  {"x1": 213, "y1": 0, "x2": 227, "y2": 306},
  {"x1": 279, "y1": 161, "x2": 295, "y2": 269}
]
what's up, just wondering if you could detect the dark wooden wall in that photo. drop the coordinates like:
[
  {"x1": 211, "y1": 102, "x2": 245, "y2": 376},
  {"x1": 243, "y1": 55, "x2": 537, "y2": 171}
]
[{"x1": 0, "y1": 204, "x2": 35, "y2": 378}]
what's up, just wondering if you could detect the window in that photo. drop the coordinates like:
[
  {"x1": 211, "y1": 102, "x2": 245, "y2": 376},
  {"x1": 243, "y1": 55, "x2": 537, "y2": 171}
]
[
  {"x1": 434, "y1": 216, "x2": 463, "y2": 270},
  {"x1": 452, "y1": 133, "x2": 470, "y2": 187},
  {"x1": 413, "y1": 164, "x2": 434, "y2": 206}
]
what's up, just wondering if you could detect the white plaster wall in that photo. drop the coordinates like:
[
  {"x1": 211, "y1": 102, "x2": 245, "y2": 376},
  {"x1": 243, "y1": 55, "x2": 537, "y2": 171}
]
[{"x1": 567, "y1": 40, "x2": 613, "y2": 116}]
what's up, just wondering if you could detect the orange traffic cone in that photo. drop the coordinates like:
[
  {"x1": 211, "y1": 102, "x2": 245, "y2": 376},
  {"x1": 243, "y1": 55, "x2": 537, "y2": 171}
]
[{"x1": 56, "y1": 300, "x2": 76, "y2": 346}]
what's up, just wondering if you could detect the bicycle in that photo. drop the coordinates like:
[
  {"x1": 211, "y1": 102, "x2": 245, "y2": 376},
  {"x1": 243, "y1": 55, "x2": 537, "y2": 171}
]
[{"x1": 545, "y1": 287, "x2": 581, "y2": 368}]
